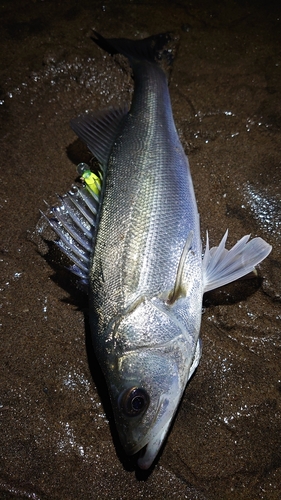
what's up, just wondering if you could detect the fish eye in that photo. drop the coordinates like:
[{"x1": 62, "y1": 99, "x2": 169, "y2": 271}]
[{"x1": 119, "y1": 387, "x2": 149, "y2": 417}]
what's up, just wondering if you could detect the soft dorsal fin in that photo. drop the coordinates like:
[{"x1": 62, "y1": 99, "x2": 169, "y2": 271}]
[
  {"x1": 202, "y1": 230, "x2": 272, "y2": 293},
  {"x1": 70, "y1": 106, "x2": 128, "y2": 168}
]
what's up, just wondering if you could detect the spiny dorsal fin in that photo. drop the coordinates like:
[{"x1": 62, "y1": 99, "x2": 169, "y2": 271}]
[
  {"x1": 70, "y1": 106, "x2": 128, "y2": 168},
  {"x1": 40, "y1": 165, "x2": 103, "y2": 287}
]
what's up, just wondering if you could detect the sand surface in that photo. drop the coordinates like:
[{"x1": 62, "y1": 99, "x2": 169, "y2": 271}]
[{"x1": 1, "y1": 1, "x2": 280, "y2": 498}]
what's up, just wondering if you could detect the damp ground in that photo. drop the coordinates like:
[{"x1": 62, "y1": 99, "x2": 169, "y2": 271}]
[{"x1": 1, "y1": 1, "x2": 281, "y2": 499}]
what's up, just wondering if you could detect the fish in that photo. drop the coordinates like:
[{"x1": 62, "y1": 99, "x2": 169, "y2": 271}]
[{"x1": 42, "y1": 32, "x2": 272, "y2": 469}]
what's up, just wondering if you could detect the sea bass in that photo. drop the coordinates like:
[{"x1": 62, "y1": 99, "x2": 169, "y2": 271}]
[{"x1": 43, "y1": 32, "x2": 272, "y2": 469}]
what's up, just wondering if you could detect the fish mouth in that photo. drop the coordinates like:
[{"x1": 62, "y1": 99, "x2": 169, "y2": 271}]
[
  {"x1": 117, "y1": 395, "x2": 171, "y2": 467},
  {"x1": 123, "y1": 381, "x2": 182, "y2": 468},
  {"x1": 136, "y1": 418, "x2": 172, "y2": 470},
  {"x1": 127, "y1": 395, "x2": 175, "y2": 469}
]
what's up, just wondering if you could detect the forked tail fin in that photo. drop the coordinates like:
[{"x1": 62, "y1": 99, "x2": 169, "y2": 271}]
[
  {"x1": 202, "y1": 230, "x2": 272, "y2": 293},
  {"x1": 92, "y1": 31, "x2": 178, "y2": 74}
]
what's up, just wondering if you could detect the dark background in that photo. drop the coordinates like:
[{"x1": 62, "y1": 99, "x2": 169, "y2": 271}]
[{"x1": 1, "y1": 1, "x2": 280, "y2": 498}]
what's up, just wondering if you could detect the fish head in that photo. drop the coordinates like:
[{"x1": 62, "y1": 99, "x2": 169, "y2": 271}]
[
  {"x1": 105, "y1": 298, "x2": 197, "y2": 469},
  {"x1": 109, "y1": 348, "x2": 183, "y2": 469}
]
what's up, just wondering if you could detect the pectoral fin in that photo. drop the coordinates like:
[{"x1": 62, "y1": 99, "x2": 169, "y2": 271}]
[
  {"x1": 202, "y1": 230, "x2": 272, "y2": 293},
  {"x1": 167, "y1": 231, "x2": 193, "y2": 304}
]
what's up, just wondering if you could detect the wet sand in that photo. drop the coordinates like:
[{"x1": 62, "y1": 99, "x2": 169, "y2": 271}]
[{"x1": 1, "y1": 1, "x2": 280, "y2": 499}]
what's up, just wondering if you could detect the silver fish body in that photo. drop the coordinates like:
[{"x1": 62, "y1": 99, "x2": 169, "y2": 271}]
[
  {"x1": 44, "y1": 32, "x2": 272, "y2": 470},
  {"x1": 88, "y1": 56, "x2": 203, "y2": 467}
]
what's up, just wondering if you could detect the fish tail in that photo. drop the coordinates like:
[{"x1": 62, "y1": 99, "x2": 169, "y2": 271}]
[{"x1": 92, "y1": 31, "x2": 178, "y2": 72}]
